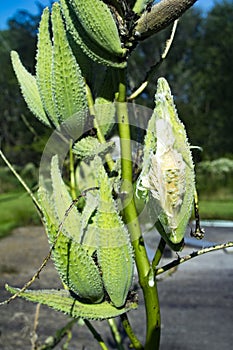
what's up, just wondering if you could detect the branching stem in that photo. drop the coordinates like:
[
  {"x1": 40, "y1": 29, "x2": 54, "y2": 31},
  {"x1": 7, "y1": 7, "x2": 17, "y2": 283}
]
[
  {"x1": 156, "y1": 241, "x2": 233, "y2": 276},
  {"x1": 128, "y1": 19, "x2": 178, "y2": 101},
  {"x1": 116, "y1": 69, "x2": 160, "y2": 350}
]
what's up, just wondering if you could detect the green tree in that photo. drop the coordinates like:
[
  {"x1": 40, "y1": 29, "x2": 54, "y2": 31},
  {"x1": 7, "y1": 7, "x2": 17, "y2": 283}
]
[
  {"x1": 128, "y1": 6, "x2": 205, "y2": 154},
  {"x1": 129, "y1": 1, "x2": 233, "y2": 159},
  {"x1": 0, "y1": 5, "x2": 53, "y2": 166},
  {"x1": 195, "y1": 0, "x2": 233, "y2": 158}
]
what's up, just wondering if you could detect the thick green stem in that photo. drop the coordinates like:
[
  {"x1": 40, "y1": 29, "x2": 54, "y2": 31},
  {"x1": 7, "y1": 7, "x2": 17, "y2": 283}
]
[
  {"x1": 116, "y1": 69, "x2": 161, "y2": 350},
  {"x1": 152, "y1": 238, "x2": 166, "y2": 271}
]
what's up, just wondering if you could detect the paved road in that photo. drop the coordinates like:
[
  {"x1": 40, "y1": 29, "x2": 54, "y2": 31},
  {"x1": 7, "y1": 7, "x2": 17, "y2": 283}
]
[{"x1": 0, "y1": 225, "x2": 232, "y2": 349}]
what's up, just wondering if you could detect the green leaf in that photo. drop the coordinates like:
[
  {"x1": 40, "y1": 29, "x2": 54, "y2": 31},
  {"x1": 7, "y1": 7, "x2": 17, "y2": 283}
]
[
  {"x1": 5, "y1": 285, "x2": 138, "y2": 320},
  {"x1": 51, "y1": 3, "x2": 87, "y2": 124},
  {"x1": 73, "y1": 136, "x2": 115, "y2": 160},
  {"x1": 11, "y1": 51, "x2": 50, "y2": 127}
]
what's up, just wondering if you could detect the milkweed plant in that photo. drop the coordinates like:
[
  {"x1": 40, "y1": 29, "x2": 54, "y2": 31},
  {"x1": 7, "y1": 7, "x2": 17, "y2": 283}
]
[{"x1": 1, "y1": 1, "x2": 232, "y2": 349}]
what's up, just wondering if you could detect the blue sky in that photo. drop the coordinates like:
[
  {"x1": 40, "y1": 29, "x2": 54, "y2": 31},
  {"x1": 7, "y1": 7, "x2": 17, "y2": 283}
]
[
  {"x1": 0, "y1": 0, "x2": 216, "y2": 30},
  {"x1": 0, "y1": 0, "x2": 51, "y2": 30}
]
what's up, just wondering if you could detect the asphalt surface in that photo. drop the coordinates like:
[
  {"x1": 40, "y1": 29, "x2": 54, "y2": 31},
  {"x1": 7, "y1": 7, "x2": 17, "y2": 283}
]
[{"x1": 0, "y1": 224, "x2": 232, "y2": 349}]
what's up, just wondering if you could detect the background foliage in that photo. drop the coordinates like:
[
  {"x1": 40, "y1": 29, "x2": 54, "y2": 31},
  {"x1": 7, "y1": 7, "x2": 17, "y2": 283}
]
[
  {"x1": 0, "y1": 1, "x2": 233, "y2": 203},
  {"x1": 1, "y1": 1, "x2": 233, "y2": 166}
]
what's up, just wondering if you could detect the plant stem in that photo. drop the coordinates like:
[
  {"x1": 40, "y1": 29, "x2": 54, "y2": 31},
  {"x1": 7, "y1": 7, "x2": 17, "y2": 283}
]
[
  {"x1": 156, "y1": 241, "x2": 233, "y2": 276},
  {"x1": 120, "y1": 313, "x2": 144, "y2": 349},
  {"x1": 84, "y1": 320, "x2": 109, "y2": 350},
  {"x1": 152, "y1": 238, "x2": 166, "y2": 271},
  {"x1": 116, "y1": 69, "x2": 161, "y2": 350},
  {"x1": 128, "y1": 20, "x2": 178, "y2": 101},
  {"x1": 108, "y1": 318, "x2": 125, "y2": 350},
  {"x1": 38, "y1": 319, "x2": 76, "y2": 350},
  {"x1": 0, "y1": 149, "x2": 42, "y2": 217}
]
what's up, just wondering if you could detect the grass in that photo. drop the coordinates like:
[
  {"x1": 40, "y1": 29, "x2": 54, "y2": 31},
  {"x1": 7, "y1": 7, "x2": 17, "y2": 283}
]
[
  {"x1": 0, "y1": 192, "x2": 40, "y2": 239},
  {"x1": 0, "y1": 191, "x2": 232, "y2": 240},
  {"x1": 199, "y1": 199, "x2": 233, "y2": 220}
]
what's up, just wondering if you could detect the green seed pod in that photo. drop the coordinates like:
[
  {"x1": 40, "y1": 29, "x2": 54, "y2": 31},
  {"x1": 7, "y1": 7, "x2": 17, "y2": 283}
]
[
  {"x1": 11, "y1": 51, "x2": 50, "y2": 127},
  {"x1": 94, "y1": 156, "x2": 134, "y2": 308},
  {"x1": 69, "y1": 0, "x2": 125, "y2": 56},
  {"x1": 60, "y1": 0, "x2": 127, "y2": 67},
  {"x1": 36, "y1": 7, "x2": 58, "y2": 127},
  {"x1": 39, "y1": 155, "x2": 104, "y2": 303},
  {"x1": 51, "y1": 3, "x2": 87, "y2": 124}
]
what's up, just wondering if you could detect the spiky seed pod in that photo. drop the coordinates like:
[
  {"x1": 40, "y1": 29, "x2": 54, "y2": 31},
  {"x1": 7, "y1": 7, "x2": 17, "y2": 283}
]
[
  {"x1": 51, "y1": 3, "x2": 87, "y2": 124},
  {"x1": 60, "y1": 0, "x2": 127, "y2": 67},
  {"x1": 12, "y1": 3, "x2": 88, "y2": 129},
  {"x1": 95, "y1": 156, "x2": 134, "y2": 307},
  {"x1": 36, "y1": 7, "x2": 58, "y2": 127},
  {"x1": 69, "y1": 0, "x2": 125, "y2": 56},
  {"x1": 39, "y1": 156, "x2": 104, "y2": 303},
  {"x1": 11, "y1": 51, "x2": 50, "y2": 127}
]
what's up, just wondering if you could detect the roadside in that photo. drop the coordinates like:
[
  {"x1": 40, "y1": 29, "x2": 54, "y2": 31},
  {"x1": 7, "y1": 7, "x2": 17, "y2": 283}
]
[{"x1": 0, "y1": 225, "x2": 232, "y2": 349}]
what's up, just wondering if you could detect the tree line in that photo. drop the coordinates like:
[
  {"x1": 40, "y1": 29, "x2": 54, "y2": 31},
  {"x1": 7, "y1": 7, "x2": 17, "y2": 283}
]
[{"x1": 0, "y1": 0, "x2": 233, "y2": 166}]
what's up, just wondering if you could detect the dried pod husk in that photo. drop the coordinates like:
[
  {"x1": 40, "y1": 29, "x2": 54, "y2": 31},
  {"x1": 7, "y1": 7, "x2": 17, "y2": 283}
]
[{"x1": 137, "y1": 77, "x2": 195, "y2": 250}]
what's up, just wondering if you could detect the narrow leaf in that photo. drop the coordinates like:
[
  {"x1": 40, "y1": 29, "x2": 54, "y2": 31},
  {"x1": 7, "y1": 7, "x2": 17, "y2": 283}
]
[
  {"x1": 73, "y1": 136, "x2": 115, "y2": 160},
  {"x1": 6, "y1": 285, "x2": 138, "y2": 320}
]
